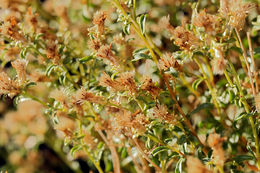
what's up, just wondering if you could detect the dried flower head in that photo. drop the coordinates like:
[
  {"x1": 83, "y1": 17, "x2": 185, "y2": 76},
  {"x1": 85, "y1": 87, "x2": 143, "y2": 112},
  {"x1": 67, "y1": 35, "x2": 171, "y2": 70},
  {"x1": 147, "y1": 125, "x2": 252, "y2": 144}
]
[
  {"x1": 173, "y1": 26, "x2": 199, "y2": 51},
  {"x1": 89, "y1": 38, "x2": 101, "y2": 52},
  {"x1": 73, "y1": 88, "x2": 105, "y2": 105},
  {"x1": 0, "y1": 72, "x2": 20, "y2": 97},
  {"x1": 0, "y1": 16, "x2": 25, "y2": 41},
  {"x1": 97, "y1": 44, "x2": 119, "y2": 66},
  {"x1": 152, "y1": 104, "x2": 177, "y2": 124},
  {"x1": 25, "y1": 7, "x2": 38, "y2": 31},
  {"x1": 54, "y1": 111, "x2": 75, "y2": 137},
  {"x1": 4, "y1": 47, "x2": 20, "y2": 61},
  {"x1": 93, "y1": 11, "x2": 107, "y2": 35},
  {"x1": 187, "y1": 156, "x2": 212, "y2": 173},
  {"x1": 159, "y1": 52, "x2": 182, "y2": 71},
  {"x1": 46, "y1": 41, "x2": 60, "y2": 64},
  {"x1": 219, "y1": 0, "x2": 255, "y2": 30},
  {"x1": 113, "y1": 34, "x2": 126, "y2": 45},
  {"x1": 11, "y1": 59, "x2": 28, "y2": 85},
  {"x1": 208, "y1": 132, "x2": 226, "y2": 167},
  {"x1": 113, "y1": 110, "x2": 132, "y2": 135},
  {"x1": 99, "y1": 72, "x2": 125, "y2": 91},
  {"x1": 193, "y1": 9, "x2": 219, "y2": 34},
  {"x1": 158, "y1": 15, "x2": 174, "y2": 34},
  {"x1": 211, "y1": 47, "x2": 227, "y2": 75},
  {"x1": 141, "y1": 76, "x2": 161, "y2": 97},
  {"x1": 83, "y1": 131, "x2": 96, "y2": 149},
  {"x1": 50, "y1": 89, "x2": 68, "y2": 108},
  {"x1": 117, "y1": 72, "x2": 137, "y2": 95}
]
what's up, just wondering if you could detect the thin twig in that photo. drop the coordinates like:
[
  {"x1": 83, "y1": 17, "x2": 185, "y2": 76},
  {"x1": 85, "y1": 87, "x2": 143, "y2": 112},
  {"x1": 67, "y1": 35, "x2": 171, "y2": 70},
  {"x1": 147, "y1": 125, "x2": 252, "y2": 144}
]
[
  {"x1": 247, "y1": 32, "x2": 259, "y2": 94},
  {"x1": 235, "y1": 28, "x2": 256, "y2": 96}
]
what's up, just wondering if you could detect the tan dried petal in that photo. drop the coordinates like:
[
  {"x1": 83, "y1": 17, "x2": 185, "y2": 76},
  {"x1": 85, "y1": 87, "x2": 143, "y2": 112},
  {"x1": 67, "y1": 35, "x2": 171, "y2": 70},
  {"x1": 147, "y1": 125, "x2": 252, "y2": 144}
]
[
  {"x1": 187, "y1": 156, "x2": 212, "y2": 173},
  {"x1": 11, "y1": 59, "x2": 28, "y2": 84}
]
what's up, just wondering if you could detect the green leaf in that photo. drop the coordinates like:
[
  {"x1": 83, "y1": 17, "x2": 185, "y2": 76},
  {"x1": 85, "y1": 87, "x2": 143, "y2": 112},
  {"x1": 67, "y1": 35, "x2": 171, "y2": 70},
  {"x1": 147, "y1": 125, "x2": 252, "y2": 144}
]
[
  {"x1": 63, "y1": 56, "x2": 71, "y2": 64},
  {"x1": 46, "y1": 65, "x2": 56, "y2": 76},
  {"x1": 70, "y1": 145, "x2": 82, "y2": 158},
  {"x1": 229, "y1": 46, "x2": 243, "y2": 54},
  {"x1": 82, "y1": 14, "x2": 91, "y2": 23},
  {"x1": 24, "y1": 82, "x2": 36, "y2": 90},
  {"x1": 232, "y1": 155, "x2": 255, "y2": 163},
  {"x1": 190, "y1": 103, "x2": 214, "y2": 115},
  {"x1": 79, "y1": 55, "x2": 94, "y2": 63},
  {"x1": 133, "y1": 48, "x2": 148, "y2": 55},
  {"x1": 192, "y1": 78, "x2": 204, "y2": 90},
  {"x1": 234, "y1": 112, "x2": 247, "y2": 121},
  {"x1": 20, "y1": 47, "x2": 28, "y2": 59},
  {"x1": 123, "y1": 23, "x2": 131, "y2": 35},
  {"x1": 132, "y1": 53, "x2": 151, "y2": 61},
  {"x1": 175, "y1": 158, "x2": 185, "y2": 173},
  {"x1": 151, "y1": 146, "x2": 168, "y2": 156},
  {"x1": 138, "y1": 14, "x2": 148, "y2": 34},
  {"x1": 121, "y1": 147, "x2": 128, "y2": 158},
  {"x1": 234, "y1": 112, "x2": 254, "y2": 122}
]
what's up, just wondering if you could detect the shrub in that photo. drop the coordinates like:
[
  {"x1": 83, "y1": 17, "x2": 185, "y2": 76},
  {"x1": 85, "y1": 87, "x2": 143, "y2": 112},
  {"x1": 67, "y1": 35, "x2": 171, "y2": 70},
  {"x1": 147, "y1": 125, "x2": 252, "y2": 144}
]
[{"x1": 0, "y1": 0, "x2": 259, "y2": 172}]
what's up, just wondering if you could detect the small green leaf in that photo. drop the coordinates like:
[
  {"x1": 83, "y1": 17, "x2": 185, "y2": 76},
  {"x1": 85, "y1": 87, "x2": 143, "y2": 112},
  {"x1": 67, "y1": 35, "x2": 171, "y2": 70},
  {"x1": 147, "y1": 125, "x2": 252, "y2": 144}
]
[
  {"x1": 151, "y1": 146, "x2": 168, "y2": 156},
  {"x1": 133, "y1": 48, "x2": 148, "y2": 55},
  {"x1": 24, "y1": 82, "x2": 36, "y2": 89},
  {"x1": 123, "y1": 23, "x2": 131, "y2": 35},
  {"x1": 229, "y1": 46, "x2": 243, "y2": 54},
  {"x1": 138, "y1": 14, "x2": 148, "y2": 34},
  {"x1": 46, "y1": 65, "x2": 56, "y2": 76},
  {"x1": 234, "y1": 112, "x2": 254, "y2": 121},
  {"x1": 232, "y1": 155, "x2": 255, "y2": 163},
  {"x1": 20, "y1": 47, "x2": 28, "y2": 59},
  {"x1": 175, "y1": 158, "x2": 185, "y2": 173},
  {"x1": 192, "y1": 78, "x2": 204, "y2": 90},
  {"x1": 70, "y1": 145, "x2": 82, "y2": 158},
  {"x1": 190, "y1": 103, "x2": 214, "y2": 115},
  {"x1": 63, "y1": 56, "x2": 71, "y2": 64},
  {"x1": 80, "y1": 55, "x2": 94, "y2": 63},
  {"x1": 132, "y1": 53, "x2": 151, "y2": 61}
]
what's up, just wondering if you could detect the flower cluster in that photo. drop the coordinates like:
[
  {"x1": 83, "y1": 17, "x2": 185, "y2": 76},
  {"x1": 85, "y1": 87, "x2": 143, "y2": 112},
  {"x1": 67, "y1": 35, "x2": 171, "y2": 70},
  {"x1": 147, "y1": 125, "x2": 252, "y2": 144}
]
[{"x1": 0, "y1": 0, "x2": 259, "y2": 172}]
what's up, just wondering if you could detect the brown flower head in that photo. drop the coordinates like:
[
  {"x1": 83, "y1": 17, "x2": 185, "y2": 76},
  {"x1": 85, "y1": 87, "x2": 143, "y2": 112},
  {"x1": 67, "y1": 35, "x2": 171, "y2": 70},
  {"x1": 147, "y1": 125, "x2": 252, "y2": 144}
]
[
  {"x1": 11, "y1": 59, "x2": 28, "y2": 85},
  {"x1": 4, "y1": 47, "x2": 20, "y2": 61},
  {"x1": 0, "y1": 72, "x2": 20, "y2": 97},
  {"x1": 97, "y1": 44, "x2": 119, "y2": 66},
  {"x1": 54, "y1": 111, "x2": 75, "y2": 137},
  {"x1": 89, "y1": 38, "x2": 101, "y2": 52},
  {"x1": 219, "y1": 0, "x2": 255, "y2": 30},
  {"x1": 46, "y1": 41, "x2": 60, "y2": 64},
  {"x1": 0, "y1": 16, "x2": 25, "y2": 41},
  {"x1": 211, "y1": 47, "x2": 227, "y2": 75},
  {"x1": 93, "y1": 11, "x2": 107, "y2": 35},
  {"x1": 141, "y1": 76, "x2": 161, "y2": 97},
  {"x1": 99, "y1": 72, "x2": 125, "y2": 92},
  {"x1": 159, "y1": 52, "x2": 182, "y2": 71},
  {"x1": 152, "y1": 104, "x2": 177, "y2": 124},
  {"x1": 158, "y1": 15, "x2": 175, "y2": 34},
  {"x1": 25, "y1": 7, "x2": 38, "y2": 31},
  {"x1": 117, "y1": 72, "x2": 137, "y2": 95},
  {"x1": 208, "y1": 132, "x2": 226, "y2": 167},
  {"x1": 187, "y1": 156, "x2": 212, "y2": 173},
  {"x1": 173, "y1": 26, "x2": 199, "y2": 51},
  {"x1": 73, "y1": 87, "x2": 105, "y2": 105},
  {"x1": 193, "y1": 9, "x2": 219, "y2": 34}
]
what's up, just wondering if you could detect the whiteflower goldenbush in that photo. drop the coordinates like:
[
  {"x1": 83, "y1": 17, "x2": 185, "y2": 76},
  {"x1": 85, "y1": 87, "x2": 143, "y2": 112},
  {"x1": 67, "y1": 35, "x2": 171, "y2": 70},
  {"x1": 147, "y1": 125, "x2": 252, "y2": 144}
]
[{"x1": 0, "y1": 0, "x2": 259, "y2": 172}]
